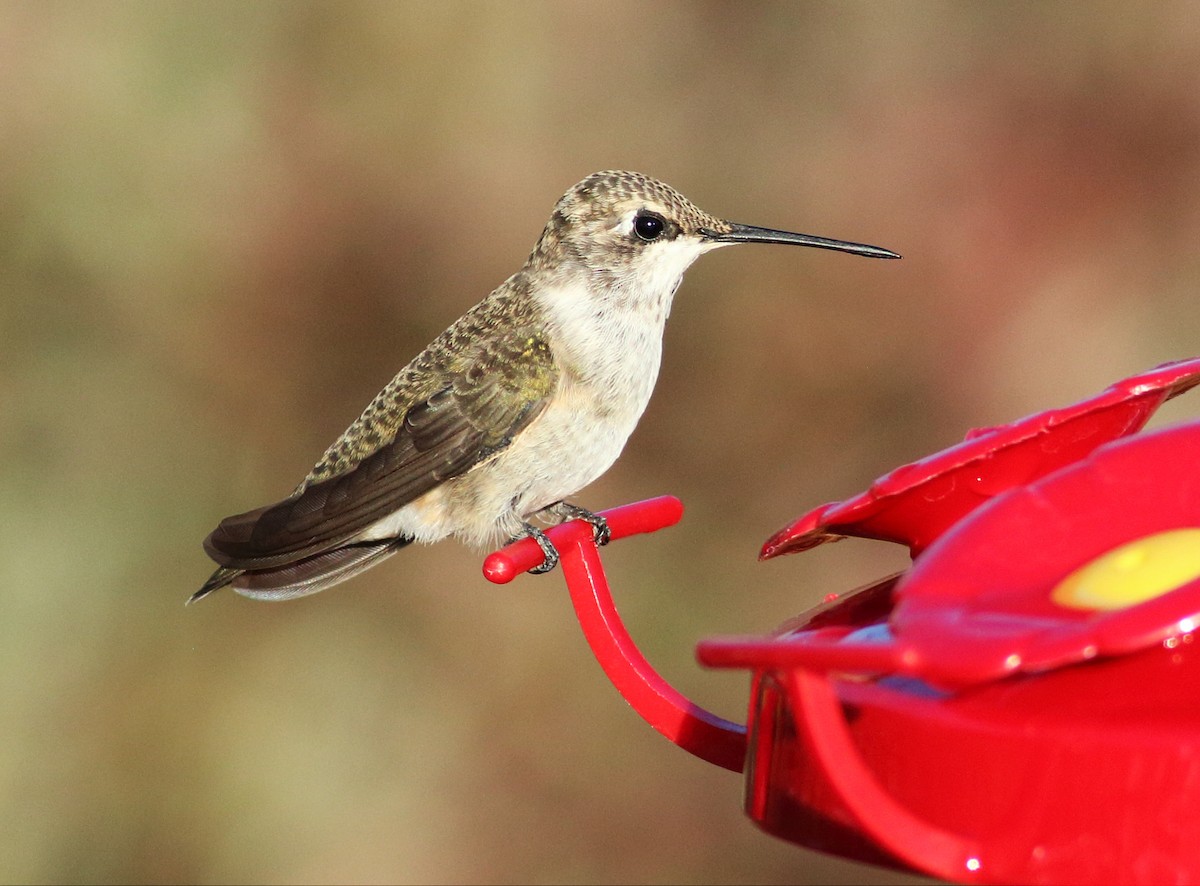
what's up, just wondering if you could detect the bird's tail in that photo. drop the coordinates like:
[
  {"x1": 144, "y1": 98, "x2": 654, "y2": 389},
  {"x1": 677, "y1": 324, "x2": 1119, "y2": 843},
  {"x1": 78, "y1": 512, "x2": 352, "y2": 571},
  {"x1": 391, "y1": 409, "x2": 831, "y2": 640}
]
[
  {"x1": 188, "y1": 536, "x2": 413, "y2": 604},
  {"x1": 188, "y1": 566, "x2": 244, "y2": 604}
]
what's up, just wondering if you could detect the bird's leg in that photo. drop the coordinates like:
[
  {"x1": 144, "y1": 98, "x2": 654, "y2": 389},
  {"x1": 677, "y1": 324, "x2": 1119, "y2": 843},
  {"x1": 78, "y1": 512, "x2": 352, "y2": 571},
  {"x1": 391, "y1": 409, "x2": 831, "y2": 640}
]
[
  {"x1": 519, "y1": 522, "x2": 561, "y2": 574},
  {"x1": 541, "y1": 501, "x2": 612, "y2": 546}
]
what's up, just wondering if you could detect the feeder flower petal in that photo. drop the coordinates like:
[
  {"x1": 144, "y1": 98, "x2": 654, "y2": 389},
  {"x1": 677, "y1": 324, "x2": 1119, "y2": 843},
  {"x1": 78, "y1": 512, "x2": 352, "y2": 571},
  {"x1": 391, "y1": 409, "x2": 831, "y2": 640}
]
[
  {"x1": 889, "y1": 421, "x2": 1200, "y2": 686},
  {"x1": 761, "y1": 358, "x2": 1200, "y2": 560}
]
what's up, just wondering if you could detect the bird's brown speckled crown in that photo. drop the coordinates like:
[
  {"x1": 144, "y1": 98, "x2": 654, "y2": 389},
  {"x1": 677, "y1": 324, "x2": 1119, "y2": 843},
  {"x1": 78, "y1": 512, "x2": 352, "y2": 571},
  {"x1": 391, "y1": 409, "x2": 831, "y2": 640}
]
[{"x1": 555, "y1": 170, "x2": 728, "y2": 234}]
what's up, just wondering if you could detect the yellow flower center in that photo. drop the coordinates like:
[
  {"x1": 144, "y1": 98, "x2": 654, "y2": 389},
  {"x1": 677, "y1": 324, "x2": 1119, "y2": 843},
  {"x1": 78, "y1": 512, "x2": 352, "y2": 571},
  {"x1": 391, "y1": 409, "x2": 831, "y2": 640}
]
[{"x1": 1052, "y1": 529, "x2": 1200, "y2": 611}]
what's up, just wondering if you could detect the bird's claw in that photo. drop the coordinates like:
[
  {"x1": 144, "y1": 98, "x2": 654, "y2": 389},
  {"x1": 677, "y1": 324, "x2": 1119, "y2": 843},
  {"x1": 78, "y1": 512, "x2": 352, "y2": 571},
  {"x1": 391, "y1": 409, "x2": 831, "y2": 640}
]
[
  {"x1": 546, "y1": 501, "x2": 610, "y2": 547},
  {"x1": 588, "y1": 514, "x2": 612, "y2": 546},
  {"x1": 521, "y1": 523, "x2": 561, "y2": 574},
  {"x1": 520, "y1": 503, "x2": 611, "y2": 574}
]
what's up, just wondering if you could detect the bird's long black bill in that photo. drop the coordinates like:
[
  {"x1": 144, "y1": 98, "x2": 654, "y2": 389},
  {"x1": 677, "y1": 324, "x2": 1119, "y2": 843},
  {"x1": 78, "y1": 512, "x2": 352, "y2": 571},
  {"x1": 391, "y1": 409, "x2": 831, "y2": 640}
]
[{"x1": 701, "y1": 222, "x2": 900, "y2": 259}]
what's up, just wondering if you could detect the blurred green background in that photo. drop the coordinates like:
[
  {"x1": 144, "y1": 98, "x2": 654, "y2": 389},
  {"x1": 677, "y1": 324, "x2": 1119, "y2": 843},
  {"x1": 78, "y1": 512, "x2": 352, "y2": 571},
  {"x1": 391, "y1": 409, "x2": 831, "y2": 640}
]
[{"x1": 4, "y1": 2, "x2": 1200, "y2": 883}]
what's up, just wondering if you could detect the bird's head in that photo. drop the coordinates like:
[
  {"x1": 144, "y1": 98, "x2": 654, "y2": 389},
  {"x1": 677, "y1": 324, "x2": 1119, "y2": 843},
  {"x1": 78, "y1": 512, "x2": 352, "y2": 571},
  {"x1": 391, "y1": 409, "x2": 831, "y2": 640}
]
[{"x1": 528, "y1": 170, "x2": 897, "y2": 310}]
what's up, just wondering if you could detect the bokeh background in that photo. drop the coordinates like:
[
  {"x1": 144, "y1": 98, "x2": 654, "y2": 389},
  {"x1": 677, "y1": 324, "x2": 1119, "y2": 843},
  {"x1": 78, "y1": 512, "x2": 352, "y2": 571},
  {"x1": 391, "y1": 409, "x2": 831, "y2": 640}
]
[{"x1": 4, "y1": 2, "x2": 1200, "y2": 883}]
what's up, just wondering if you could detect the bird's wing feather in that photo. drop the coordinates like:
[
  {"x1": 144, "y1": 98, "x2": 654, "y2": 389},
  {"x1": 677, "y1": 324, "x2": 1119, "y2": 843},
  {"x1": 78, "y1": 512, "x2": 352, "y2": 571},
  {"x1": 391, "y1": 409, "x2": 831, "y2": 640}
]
[{"x1": 204, "y1": 328, "x2": 557, "y2": 569}]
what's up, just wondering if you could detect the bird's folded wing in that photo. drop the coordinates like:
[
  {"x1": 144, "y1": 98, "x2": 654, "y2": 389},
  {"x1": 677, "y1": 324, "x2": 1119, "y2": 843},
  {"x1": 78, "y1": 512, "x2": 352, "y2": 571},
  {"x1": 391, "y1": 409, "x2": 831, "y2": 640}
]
[{"x1": 204, "y1": 329, "x2": 558, "y2": 569}]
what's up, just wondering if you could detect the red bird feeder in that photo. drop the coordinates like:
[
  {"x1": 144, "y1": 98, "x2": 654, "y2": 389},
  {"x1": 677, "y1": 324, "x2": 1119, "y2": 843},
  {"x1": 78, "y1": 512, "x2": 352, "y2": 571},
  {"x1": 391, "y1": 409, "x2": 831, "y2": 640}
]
[{"x1": 485, "y1": 357, "x2": 1200, "y2": 884}]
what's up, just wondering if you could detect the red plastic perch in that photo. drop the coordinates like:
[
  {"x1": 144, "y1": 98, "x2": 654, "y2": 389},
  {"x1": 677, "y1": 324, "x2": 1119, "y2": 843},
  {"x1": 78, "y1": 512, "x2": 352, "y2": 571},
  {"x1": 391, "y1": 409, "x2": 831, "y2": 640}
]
[{"x1": 484, "y1": 496, "x2": 748, "y2": 773}]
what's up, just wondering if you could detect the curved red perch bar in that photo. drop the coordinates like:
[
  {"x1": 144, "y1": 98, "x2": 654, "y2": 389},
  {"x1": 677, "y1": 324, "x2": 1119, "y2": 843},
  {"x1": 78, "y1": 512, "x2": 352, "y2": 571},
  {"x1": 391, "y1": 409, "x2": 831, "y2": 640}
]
[{"x1": 484, "y1": 496, "x2": 748, "y2": 773}]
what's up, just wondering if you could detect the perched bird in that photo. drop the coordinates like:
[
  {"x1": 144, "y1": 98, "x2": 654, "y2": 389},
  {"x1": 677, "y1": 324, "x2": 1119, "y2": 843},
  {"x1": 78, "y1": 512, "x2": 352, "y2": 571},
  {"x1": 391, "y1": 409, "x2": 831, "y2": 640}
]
[{"x1": 192, "y1": 170, "x2": 898, "y2": 603}]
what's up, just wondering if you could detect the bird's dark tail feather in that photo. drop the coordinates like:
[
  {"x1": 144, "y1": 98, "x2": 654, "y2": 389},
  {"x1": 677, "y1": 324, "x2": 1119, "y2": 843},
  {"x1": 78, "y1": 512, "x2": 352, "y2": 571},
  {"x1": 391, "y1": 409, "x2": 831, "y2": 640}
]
[{"x1": 188, "y1": 536, "x2": 413, "y2": 604}]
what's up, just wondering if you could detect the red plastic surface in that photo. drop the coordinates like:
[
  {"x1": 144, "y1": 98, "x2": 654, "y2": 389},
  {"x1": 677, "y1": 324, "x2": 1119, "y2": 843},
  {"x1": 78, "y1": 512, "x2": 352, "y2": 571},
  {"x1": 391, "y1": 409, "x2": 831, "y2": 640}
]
[
  {"x1": 484, "y1": 496, "x2": 747, "y2": 773},
  {"x1": 760, "y1": 357, "x2": 1200, "y2": 559},
  {"x1": 698, "y1": 358, "x2": 1200, "y2": 883},
  {"x1": 710, "y1": 581, "x2": 1200, "y2": 883}
]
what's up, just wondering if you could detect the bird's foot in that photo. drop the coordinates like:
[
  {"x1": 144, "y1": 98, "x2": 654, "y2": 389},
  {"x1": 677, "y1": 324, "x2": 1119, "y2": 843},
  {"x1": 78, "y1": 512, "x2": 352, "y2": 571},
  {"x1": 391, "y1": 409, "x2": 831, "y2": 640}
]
[
  {"x1": 545, "y1": 501, "x2": 611, "y2": 546},
  {"x1": 520, "y1": 522, "x2": 561, "y2": 574},
  {"x1": 520, "y1": 503, "x2": 610, "y2": 574}
]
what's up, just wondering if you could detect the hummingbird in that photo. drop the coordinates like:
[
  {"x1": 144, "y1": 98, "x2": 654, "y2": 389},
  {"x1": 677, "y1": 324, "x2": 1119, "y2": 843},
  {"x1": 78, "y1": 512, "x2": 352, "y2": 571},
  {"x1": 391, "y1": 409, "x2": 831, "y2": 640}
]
[{"x1": 192, "y1": 170, "x2": 898, "y2": 603}]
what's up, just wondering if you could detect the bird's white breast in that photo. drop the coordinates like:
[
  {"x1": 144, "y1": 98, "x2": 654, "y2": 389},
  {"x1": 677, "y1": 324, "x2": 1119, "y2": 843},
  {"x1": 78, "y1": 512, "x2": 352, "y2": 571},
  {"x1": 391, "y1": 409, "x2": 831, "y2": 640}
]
[
  {"x1": 537, "y1": 279, "x2": 668, "y2": 411},
  {"x1": 514, "y1": 280, "x2": 670, "y2": 491}
]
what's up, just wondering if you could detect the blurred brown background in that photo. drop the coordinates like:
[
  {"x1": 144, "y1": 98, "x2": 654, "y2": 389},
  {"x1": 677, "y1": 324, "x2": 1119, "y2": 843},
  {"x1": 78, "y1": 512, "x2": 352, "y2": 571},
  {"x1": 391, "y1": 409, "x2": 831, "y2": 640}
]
[{"x1": 4, "y1": 2, "x2": 1200, "y2": 883}]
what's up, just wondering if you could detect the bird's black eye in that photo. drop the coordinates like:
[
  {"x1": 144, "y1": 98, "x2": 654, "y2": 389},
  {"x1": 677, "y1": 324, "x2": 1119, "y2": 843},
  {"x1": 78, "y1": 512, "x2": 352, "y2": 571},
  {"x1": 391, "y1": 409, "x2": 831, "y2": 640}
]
[{"x1": 633, "y1": 212, "x2": 666, "y2": 242}]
